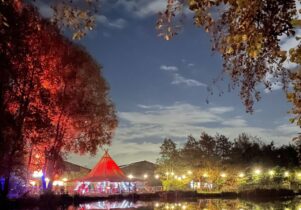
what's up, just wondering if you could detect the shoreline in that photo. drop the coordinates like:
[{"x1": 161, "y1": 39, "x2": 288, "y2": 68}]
[{"x1": 1, "y1": 188, "x2": 300, "y2": 209}]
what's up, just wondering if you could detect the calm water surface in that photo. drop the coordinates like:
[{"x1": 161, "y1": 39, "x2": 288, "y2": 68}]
[{"x1": 18, "y1": 197, "x2": 301, "y2": 210}]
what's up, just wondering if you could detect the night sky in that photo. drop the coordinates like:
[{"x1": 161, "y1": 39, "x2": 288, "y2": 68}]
[{"x1": 38, "y1": 0, "x2": 300, "y2": 168}]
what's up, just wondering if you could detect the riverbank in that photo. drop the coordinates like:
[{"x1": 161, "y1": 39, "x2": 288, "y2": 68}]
[{"x1": 1, "y1": 188, "x2": 300, "y2": 209}]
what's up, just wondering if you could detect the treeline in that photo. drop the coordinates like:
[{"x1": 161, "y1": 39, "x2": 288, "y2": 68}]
[
  {"x1": 156, "y1": 132, "x2": 300, "y2": 191},
  {"x1": 157, "y1": 132, "x2": 299, "y2": 173}
]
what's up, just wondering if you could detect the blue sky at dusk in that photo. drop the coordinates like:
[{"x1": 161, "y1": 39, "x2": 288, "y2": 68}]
[{"x1": 38, "y1": 0, "x2": 300, "y2": 168}]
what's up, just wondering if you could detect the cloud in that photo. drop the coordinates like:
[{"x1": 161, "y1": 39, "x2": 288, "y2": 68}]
[
  {"x1": 222, "y1": 116, "x2": 248, "y2": 127},
  {"x1": 275, "y1": 124, "x2": 300, "y2": 136},
  {"x1": 115, "y1": 103, "x2": 297, "y2": 147},
  {"x1": 209, "y1": 106, "x2": 234, "y2": 114},
  {"x1": 33, "y1": 1, "x2": 54, "y2": 18},
  {"x1": 172, "y1": 73, "x2": 207, "y2": 87},
  {"x1": 263, "y1": 73, "x2": 283, "y2": 93},
  {"x1": 118, "y1": 103, "x2": 299, "y2": 144},
  {"x1": 121, "y1": 103, "x2": 223, "y2": 126},
  {"x1": 68, "y1": 141, "x2": 160, "y2": 167},
  {"x1": 160, "y1": 64, "x2": 206, "y2": 87},
  {"x1": 160, "y1": 65, "x2": 178, "y2": 72},
  {"x1": 137, "y1": 104, "x2": 164, "y2": 109},
  {"x1": 188, "y1": 63, "x2": 195, "y2": 67},
  {"x1": 96, "y1": 15, "x2": 127, "y2": 29},
  {"x1": 114, "y1": 0, "x2": 166, "y2": 18},
  {"x1": 68, "y1": 102, "x2": 299, "y2": 166}
]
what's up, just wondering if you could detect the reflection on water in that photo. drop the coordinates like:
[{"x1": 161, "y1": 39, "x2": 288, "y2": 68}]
[
  {"x1": 77, "y1": 200, "x2": 147, "y2": 209},
  {"x1": 66, "y1": 197, "x2": 301, "y2": 210}
]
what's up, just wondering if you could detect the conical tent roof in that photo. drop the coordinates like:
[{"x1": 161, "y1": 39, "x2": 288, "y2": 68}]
[{"x1": 78, "y1": 150, "x2": 128, "y2": 182}]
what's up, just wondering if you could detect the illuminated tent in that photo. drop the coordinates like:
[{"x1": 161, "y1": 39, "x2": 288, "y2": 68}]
[
  {"x1": 78, "y1": 150, "x2": 129, "y2": 182},
  {"x1": 74, "y1": 150, "x2": 143, "y2": 195}
]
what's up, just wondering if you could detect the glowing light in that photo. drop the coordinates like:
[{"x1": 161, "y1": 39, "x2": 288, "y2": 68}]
[
  {"x1": 35, "y1": 154, "x2": 40, "y2": 159},
  {"x1": 187, "y1": 170, "x2": 192, "y2": 175},
  {"x1": 268, "y1": 170, "x2": 275, "y2": 176},
  {"x1": 155, "y1": 203, "x2": 160, "y2": 207},
  {"x1": 182, "y1": 205, "x2": 187, "y2": 209},
  {"x1": 165, "y1": 172, "x2": 169, "y2": 176},
  {"x1": 171, "y1": 172, "x2": 175, "y2": 176},
  {"x1": 155, "y1": 174, "x2": 160, "y2": 179},
  {"x1": 238, "y1": 172, "x2": 245, "y2": 178},
  {"x1": 203, "y1": 173, "x2": 209, "y2": 178},
  {"x1": 45, "y1": 177, "x2": 50, "y2": 182},
  {"x1": 182, "y1": 175, "x2": 186, "y2": 179},
  {"x1": 53, "y1": 180, "x2": 64, "y2": 186},
  {"x1": 177, "y1": 176, "x2": 182, "y2": 180},
  {"x1": 254, "y1": 169, "x2": 261, "y2": 175},
  {"x1": 297, "y1": 172, "x2": 301, "y2": 178},
  {"x1": 62, "y1": 178, "x2": 68, "y2": 182},
  {"x1": 128, "y1": 174, "x2": 133, "y2": 179},
  {"x1": 220, "y1": 173, "x2": 227, "y2": 178},
  {"x1": 284, "y1": 171, "x2": 290, "y2": 177},
  {"x1": 143, "y1": 174, "x2": 148, "y2": 179},
  {"x1": 29, "y1": 181, "x2": 36, "y2": 186},
  {"x1": 32, "y1": 170, "x2": 43, "y2": 178}
]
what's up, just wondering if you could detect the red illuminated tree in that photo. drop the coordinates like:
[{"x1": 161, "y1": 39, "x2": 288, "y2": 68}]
[{"x1": 0, "y1": 2, "x2": 117, "y2": 198}]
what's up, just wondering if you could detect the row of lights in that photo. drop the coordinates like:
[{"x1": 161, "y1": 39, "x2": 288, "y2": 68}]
[
  {"x1": 127, "y1": 174, "x2": 161, "y2": 180},
  {"x1": 127, "y1": 170, "x2": 194, "y2": 180},
  {"x1": 164, "y1": 169, "x2": 301, "y2": 180},
  {"x1": 31, "y1": 170, "x2": 68, "y2": 186},
  {"x1": 164, "y1": 170, "x2": 193, "y2": 180},
  {"x1": 154, "y1": 203, "x2": 187, "y2": 209},
  {"x1": 30, "y1": 178, "x2": 68, "y2": 186},
  {"x1": 127, "y1": 169, "x2": 300, "y2": 181},
  {"x1": 165, "y1": 170, "x2": 192, "y2": 176}
]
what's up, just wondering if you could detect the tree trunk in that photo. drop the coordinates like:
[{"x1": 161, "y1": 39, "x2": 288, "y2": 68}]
[
  {"x1": 26, "y1": 147, "x2": 33, "y2": 184},
  {"x1": 3, "y1": 176, "x2": 9, "y2": 198}
]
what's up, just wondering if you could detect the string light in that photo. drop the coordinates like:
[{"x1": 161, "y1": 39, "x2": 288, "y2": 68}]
[
  {"x1": 220, "y1": 173, "x2": 227, "y2": 178},
  {"x1": 254, "y1": 169, "x2": 262, "y2": 175}
]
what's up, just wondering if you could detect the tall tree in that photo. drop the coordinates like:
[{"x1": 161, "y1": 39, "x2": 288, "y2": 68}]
[
  {"x1": 1, "y1": 0, "x2": 99, "y2": 40},
  {"x1": 0, "y1": 2, "x2": 55, "y2": 197},
  {"x1": 0, "y1": 2, "x2": 117, "y2": 197},
  {"x1": 181, "y1": 135, "x2": 202, "y2": 168},
  {"x1": 157, "y1": 138, "x2": 180, "y2": 173},
  {"x1": 215, "y1": 134, "x2": 232, "y2": 163},
  {"x1": 199, "y1": 132, "x2": 217, "y2": 165},
  {"x1": 44, "y1": 42, "x2": 117, "y2": 189}
]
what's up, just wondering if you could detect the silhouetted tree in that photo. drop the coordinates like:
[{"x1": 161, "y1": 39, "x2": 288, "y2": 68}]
[
  {"x1": 181, "y1": 135, "x2": 201, "y2": 168},
  {"x1": 199, "y1": 132, "x2": 217, "y2": 165},
  {"x1": 215, "y1": 134, "x2": 232, "y2": 163}
]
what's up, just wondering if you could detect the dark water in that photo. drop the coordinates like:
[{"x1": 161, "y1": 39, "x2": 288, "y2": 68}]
[
  {"x1": 72, "y1": 198, "x2": 301, "y2": 210},
  {"x1": 20, "y1": 197, "x2": 301, "y2": 210}
]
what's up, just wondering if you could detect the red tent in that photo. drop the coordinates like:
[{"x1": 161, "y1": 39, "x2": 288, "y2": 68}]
[{"x1": 78, "y1": 150, "x2": 129, "y2": 182}]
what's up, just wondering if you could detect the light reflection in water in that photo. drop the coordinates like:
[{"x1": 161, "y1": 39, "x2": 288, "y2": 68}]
[
  {"x1": 76, "y1": 200, "x2": 148, "y2": 209},
  {"x1": 68, "y1": 198, "x2": 301, "y2": 210}
]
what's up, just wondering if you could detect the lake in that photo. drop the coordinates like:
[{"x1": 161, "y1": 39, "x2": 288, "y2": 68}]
[{"x1": 19, "y1": 197, "x2": 301, "y2": 210}]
